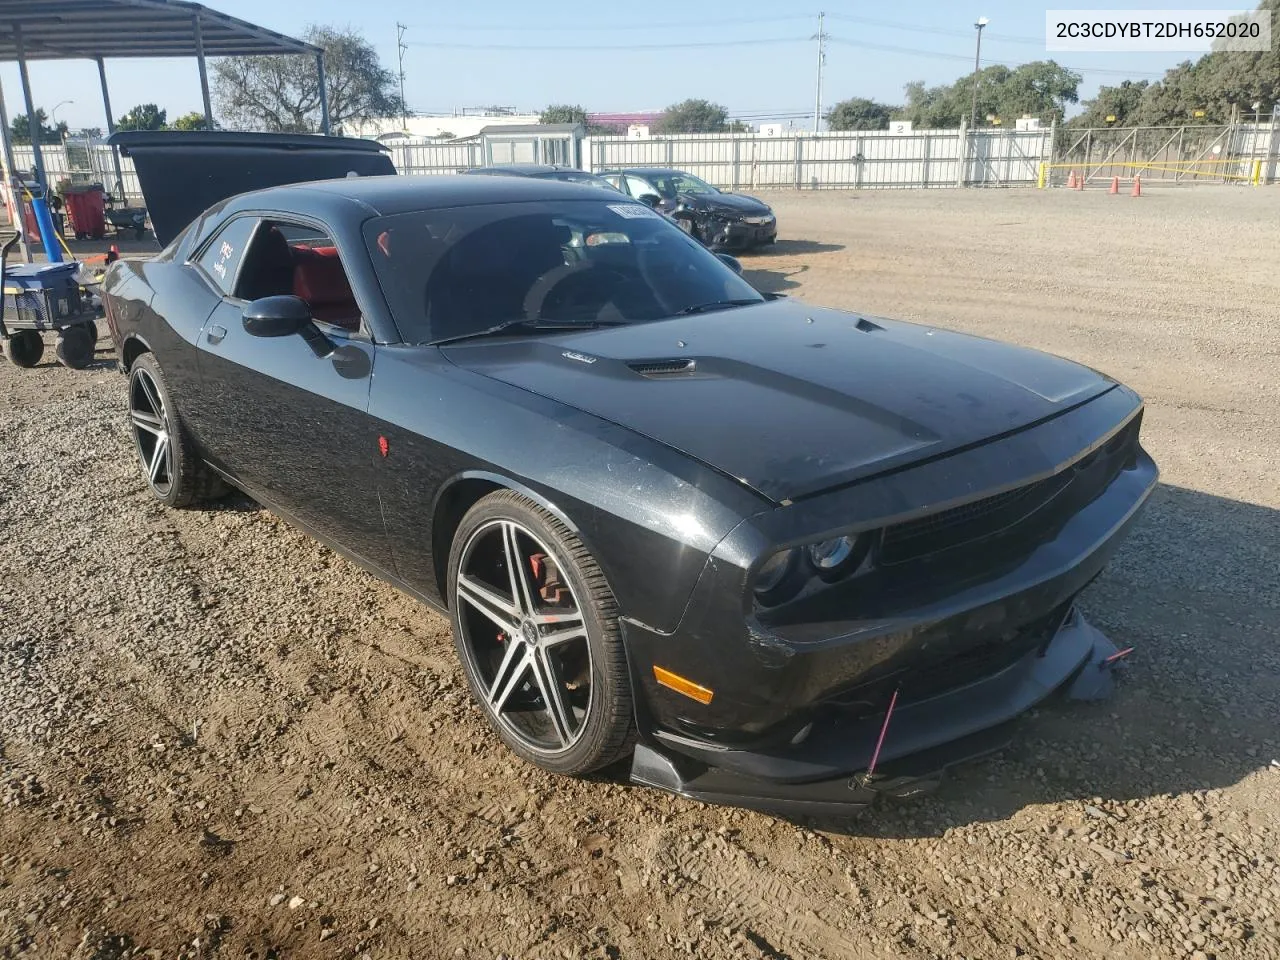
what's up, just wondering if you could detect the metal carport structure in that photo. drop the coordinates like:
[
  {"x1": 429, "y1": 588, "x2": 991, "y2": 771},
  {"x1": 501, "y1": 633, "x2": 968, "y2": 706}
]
[{"x1": 0, "y1": 0, "x2": 327, "y2": 259}]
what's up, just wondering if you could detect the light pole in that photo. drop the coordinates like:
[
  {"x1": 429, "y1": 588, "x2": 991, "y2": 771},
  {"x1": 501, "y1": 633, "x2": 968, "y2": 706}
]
[
  {"x1": 970, "y1": 19, "x2": 988, "y2": 128},
  {"x1": 51, "y1": 99, "x2": 74, "y2": 139}
]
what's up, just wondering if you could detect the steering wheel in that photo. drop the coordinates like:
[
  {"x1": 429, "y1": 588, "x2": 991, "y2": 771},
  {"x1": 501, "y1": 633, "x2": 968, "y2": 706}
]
[{"x1": 521, "y1": 260, "x2": 599, "y2": 321}]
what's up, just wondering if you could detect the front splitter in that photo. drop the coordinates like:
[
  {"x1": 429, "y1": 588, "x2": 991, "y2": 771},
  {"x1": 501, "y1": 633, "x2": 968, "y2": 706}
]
[{"x1": 629, "y1": 608, "x2": 1128, "y2": 816}]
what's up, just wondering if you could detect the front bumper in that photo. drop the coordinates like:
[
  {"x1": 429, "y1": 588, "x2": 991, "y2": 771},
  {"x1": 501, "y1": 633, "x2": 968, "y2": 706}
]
[
  {"x1": 630, "y1": 607, "x2": 1125, "y2": 816},
  {"x1": 620, "y1": 390, "x2": 1157, "y2": 812},
  {"x1": 706, "y1": 217, "x2": 777, "y2": 251}
]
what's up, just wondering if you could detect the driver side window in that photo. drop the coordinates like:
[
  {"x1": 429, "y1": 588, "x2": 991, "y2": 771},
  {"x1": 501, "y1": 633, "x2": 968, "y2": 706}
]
[{"x1": 233, "y1": 220, "x2": 364, "y2": 335}]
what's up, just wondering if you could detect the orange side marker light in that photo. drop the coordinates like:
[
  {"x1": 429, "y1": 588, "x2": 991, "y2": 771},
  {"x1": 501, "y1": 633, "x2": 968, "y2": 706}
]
[{"x1": 653, "y1": 666, "x2": 714, "y2": 705}]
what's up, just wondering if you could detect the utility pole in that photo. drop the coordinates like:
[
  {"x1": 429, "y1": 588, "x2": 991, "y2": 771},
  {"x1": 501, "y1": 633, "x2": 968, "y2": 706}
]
[
  {"x1": 396, "y1": 22, "x2": 409, "y2": 130},
  {"x1": 970, "y1": 17, "x2": 989, "y2": 130},
  {"x1": 813, "y1": 11, "x2": 827, "y2": 133}
]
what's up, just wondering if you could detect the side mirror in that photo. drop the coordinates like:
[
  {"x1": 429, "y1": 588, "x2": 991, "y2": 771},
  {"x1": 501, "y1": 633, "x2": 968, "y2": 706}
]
[
  {"x1": 242, "y1": 295, "x2": 311, "y2": 337},
  {"x1": 637, "y1": 193, "x2": 661, "y2": 208},
  {"x1": 716, "y1": 253, "x2": 743, "y2": 276},
  {"x1": 242, "y1": 295, "x2": 334, "y2": 359}
]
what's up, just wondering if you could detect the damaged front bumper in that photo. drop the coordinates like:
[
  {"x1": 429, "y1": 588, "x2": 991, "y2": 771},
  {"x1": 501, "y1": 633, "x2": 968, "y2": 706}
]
[{"x1": 630, "y1": 607, "x2": 1129, "y2": 816}]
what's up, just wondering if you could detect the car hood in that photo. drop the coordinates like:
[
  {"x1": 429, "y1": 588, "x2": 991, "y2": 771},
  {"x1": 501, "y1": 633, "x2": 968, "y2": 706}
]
[
  {"x1": 108, "y1": 131, "x2": 396, "y2": 246},
  {"x1": 441, "y1": 300, "x2": 1114, "y2": 502},
  {"x1": 682, "y1": 191, "x2": 772, "y2": 215}
]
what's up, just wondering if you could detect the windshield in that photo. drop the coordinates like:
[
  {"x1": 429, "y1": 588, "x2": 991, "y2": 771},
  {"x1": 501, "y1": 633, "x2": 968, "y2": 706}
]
[
  {"x1": 648, "y1": 172, "x2": 719, "y2": 198},
  {"x1": 364, "y1": 199, "x2": 762, "y2": 344}
]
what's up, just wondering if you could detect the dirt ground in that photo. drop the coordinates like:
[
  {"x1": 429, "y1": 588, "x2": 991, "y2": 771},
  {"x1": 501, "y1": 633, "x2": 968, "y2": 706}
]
[{"x1": 2, "y1": 185, "x2": 1278, "y2": 960}]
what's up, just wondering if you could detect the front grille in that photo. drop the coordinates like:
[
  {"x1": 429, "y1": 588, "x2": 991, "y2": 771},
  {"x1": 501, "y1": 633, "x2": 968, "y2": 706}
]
[
  {"x1": 879, "y1": 417, "x2": 1139, "y2": 566},
  {"x1": 823, "y1": 601, "x2": 1073, "y2": 719}
]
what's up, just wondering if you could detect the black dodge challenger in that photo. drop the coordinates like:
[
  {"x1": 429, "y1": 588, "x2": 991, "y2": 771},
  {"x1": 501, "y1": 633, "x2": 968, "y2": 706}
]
[{"x1": 103, "y1": 132, "x2": 1157, "y2": 815}]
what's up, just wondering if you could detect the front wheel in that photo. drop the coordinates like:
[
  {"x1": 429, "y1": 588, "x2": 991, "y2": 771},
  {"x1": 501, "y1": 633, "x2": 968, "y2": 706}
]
[{"x1": 447, "y1": 491, "x2": 634, "y2": 775}]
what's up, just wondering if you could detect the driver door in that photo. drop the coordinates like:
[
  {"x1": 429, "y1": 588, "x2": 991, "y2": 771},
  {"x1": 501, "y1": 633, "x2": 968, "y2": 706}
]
[{"x1": 186, "y1": 214, "x2": 395, "y2": 574}]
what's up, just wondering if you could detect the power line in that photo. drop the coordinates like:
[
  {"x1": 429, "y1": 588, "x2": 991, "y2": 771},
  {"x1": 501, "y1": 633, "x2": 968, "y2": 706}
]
[
  {"x1": 407, "y1": 14, "x2": 814, "y2": 32},
  {"x1": 407, "y1": 37, "x2": 810, "y2": 52},
  {"x1": 825, "y1": 12, "x2": 1044, "y2": 45},
  {"x1": 826, "y1": 36, "x2": 1168, "y2": 78}
]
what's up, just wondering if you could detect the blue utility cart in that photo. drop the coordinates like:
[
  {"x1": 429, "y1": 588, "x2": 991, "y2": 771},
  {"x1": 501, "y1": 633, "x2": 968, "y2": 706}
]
[{"x1": 0, "y1": 236, "x2": 100, "y2": 369}]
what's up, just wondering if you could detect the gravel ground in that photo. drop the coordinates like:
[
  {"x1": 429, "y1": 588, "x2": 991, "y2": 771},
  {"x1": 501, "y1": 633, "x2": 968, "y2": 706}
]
[{"x1": 2, "y1": 185, "x2": 1278, "y2": 960}]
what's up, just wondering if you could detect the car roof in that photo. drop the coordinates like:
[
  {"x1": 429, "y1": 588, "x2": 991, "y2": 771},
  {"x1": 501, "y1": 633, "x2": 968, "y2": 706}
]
[
  {"x1": 244, "y1": 173, "x2": 633, "y2": 217},
  {"x1": 465, "y1": 164, "x2": 581, "y2": 176},
  {"x1": 602, "y1": 168, "x2": 693, "y2": 178}
]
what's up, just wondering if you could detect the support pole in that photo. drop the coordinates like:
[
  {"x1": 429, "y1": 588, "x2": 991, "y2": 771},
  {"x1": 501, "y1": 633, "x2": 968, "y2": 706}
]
[
  {"x1": 193, "y1": 15, "x2": 214, "y2": 127},
  {"x1": 14, "y1": 25, "x2": 46, "y2": 189},
  {"x1": 97, "y1": 57, "x2": 127, "y2": 201},
  {"x1": 316, "y1": 53, "x2": 331, "y2": 135},
  {"x1": 0, "y1": 74, "x2": 32, "y2": 261}
]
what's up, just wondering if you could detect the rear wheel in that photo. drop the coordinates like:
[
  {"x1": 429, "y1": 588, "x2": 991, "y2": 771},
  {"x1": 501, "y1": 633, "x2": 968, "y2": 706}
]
[
  {"x1": 2, "y1": 330, "x2": 43, "y2": 368},
  {"x1": 448, "y1": 491, "x2": 634, "y2": 775},
  {"x1": 128, "y1": 353, "x2": 226, "y2": 508}
]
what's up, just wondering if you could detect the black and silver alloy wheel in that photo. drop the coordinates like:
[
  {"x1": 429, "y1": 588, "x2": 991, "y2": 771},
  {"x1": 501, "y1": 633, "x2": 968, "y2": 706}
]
[
  {"x1": 448, "y1": 491, "x2": 634, "y2": 775},
  {"x1": 130, "y1": 365, "x2": 174, "y2": 497},
  {"x1": 125, "y1": 353, "x2": 225, "y2": 509},
  {"x1": 456, "y1": 519, "x2": 592, "y2": 754}
]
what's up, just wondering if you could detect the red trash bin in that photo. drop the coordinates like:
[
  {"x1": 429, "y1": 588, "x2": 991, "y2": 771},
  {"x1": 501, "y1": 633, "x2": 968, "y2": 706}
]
[{"x1": 63, "y1": 185, "x2": 107, "y2": 240}]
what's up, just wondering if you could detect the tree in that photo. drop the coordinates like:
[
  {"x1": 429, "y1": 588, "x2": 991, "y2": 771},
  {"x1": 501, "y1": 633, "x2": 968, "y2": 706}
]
[
  {"x1": 10, "y1": 109, "x2": 68, "y2": 145},
  {"x1": 116, "y1": 103, "x2": 167, "y2": 132},
  {"x1": 539, "y1": 104, "x2": 589, "y2": 126},
  {"x1": 1070, "y1": 80, "x2": 1150, "y2": 127},
  {"x1": 171, "y1": 111, "x2": 212, "y2": 131},
  {"x1": 898, "y1": 61, "x2": 1081, "y2": 127},
  {"x1": 825, "y1": 97, "x2": 897, "y2": 131},
  {"x1": 539, "y1": 104, "x2": 615, "y2": 135},
  {"x1": 1073, "y1": 0, "x2": 1278, "y2": 125},
  {"x1": 653, "y1": 99, "x2": 730, "y2": 134},
  {"x1": 213, "y1": 24, "x2": 403, "y2": 133}
]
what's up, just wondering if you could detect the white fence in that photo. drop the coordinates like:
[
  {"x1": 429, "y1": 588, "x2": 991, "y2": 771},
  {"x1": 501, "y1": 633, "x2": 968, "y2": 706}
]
[
  {"x1": 581, "y1": 128, "x2": 1054, "y2": 190},
  {"x1": 9, "y1": 122, "x2": 1276, "y2": 205}
]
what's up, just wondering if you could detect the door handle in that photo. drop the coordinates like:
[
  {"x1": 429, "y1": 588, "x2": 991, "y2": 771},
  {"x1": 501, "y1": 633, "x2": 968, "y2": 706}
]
[{"x1": 206, "y1": 324, "x2": 227, "y2": 345}]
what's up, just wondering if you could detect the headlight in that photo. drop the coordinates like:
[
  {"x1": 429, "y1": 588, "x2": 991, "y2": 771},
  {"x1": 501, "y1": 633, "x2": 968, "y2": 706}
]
[
  {"x1": 752, "y1": 548, "x2": 802, "y2": 605},
  {"x1": 752, "y1": 533, "x2": 873, "y2": 607},
  {"x1": 809, "y1": 536, "x2": 854, "y2": 570}
]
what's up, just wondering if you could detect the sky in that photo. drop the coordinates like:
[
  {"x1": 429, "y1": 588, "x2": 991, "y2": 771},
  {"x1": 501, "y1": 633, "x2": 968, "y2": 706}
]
[{"x1": 0, "y1": 0, "x2": 1242, "y2": 132}]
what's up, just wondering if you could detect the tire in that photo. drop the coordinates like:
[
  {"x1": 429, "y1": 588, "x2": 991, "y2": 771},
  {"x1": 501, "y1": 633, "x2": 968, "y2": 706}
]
[
  {"x1": 55, "y1": 324, "x2": 95, "y2": 369},
  {"x1": 447, "y1": 490, "x2": 634, "y2": 776},
  {"x1": 2, "y1": 330, "x2": 44, "y2": 368},
  {"x1": 128, "y1": 353, "x2": 226, "y2": 508}
]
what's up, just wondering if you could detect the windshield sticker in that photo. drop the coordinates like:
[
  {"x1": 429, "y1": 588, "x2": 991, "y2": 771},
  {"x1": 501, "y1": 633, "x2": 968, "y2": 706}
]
[{"x1": 608, "y1": 203, "x2": 661, "y2": 220}]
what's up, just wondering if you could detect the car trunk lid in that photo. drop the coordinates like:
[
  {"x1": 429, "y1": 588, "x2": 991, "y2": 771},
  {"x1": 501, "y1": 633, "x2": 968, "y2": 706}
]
[{"x1": 108, "y1": 131, "x2": 397, "y2": 246}]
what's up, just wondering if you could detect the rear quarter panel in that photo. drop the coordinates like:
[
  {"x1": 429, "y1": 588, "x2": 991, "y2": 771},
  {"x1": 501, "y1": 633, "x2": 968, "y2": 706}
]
[{"x1": 104, "y1": 257, "x2": 217, "y2": 410}]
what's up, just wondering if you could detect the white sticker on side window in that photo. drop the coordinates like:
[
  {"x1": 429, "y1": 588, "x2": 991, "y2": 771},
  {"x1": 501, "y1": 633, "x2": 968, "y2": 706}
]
[{"x1": 608, "y1": 203, "x2": 661, "y2": 220}]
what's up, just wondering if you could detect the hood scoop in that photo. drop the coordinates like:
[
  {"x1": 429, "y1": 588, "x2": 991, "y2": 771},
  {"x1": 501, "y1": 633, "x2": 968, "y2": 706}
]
[{"x1": 629, "y1": 358, "x2": 697, "y2": 378}]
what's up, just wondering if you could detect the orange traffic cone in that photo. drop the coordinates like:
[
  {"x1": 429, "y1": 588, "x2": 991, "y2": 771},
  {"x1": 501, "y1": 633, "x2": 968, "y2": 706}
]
[
  {"x1": 1066, "y1": 170, "x2": 1077, "y2": 189},
  {"x1": 1130, "y1": 176, "x2": 1142, "y2": 197},
  {"x1": 1076, "y1": 173, "x2": 1085, "y2": 190},
  {"x1": 1109, "y1": 176, "x2": 1120, "y2": 194},
  {"x1": 106, "y1": 244, "x2": 120, "y2": 265}
]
